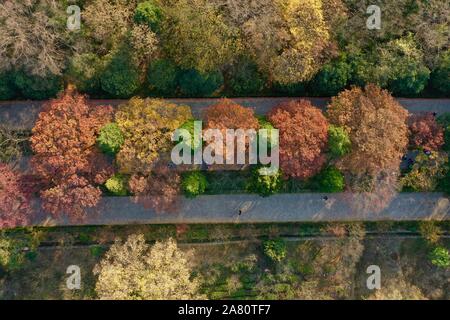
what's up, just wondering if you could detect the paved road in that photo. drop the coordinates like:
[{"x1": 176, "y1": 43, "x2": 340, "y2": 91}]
[
  {"x1": 1, "y1": 97, "x2": 449, "y2": 130},
  {"x1": 30, "y1": 192, "x2": 449, "y2": 227}
]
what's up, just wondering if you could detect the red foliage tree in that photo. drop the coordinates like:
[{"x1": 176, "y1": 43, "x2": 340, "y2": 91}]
[
  {"x1": 30, "y1": 90, "x2": 113, "y2": 220},
  {"x1": 268, "y1": 100, "x2": 329, "y2": 180},
  {"x1": 128, "y1": 165, "x2": 181, "y2": 213},
  {"x1": 0, "y1": 164, "x2": 32, "y2": 228},
  {"x1": 203, "y1": 99, "x2": 259, "y2": 167},
  {"x1": 408, "y1": 112, "x2": 444, "y2": 151}
]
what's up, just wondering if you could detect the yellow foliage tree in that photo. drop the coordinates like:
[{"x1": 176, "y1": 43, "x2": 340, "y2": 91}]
[
  {"x1": 94, "y1": 235, "x2": 201, "y2": 300},
  {"x1": 115, "y1": 98, "x2": 192, "y2": 174}
]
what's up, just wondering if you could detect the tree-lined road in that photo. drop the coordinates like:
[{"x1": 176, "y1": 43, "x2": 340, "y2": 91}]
[{"x1": 1, "y1": 97, "x2": 449, "y2": 130}]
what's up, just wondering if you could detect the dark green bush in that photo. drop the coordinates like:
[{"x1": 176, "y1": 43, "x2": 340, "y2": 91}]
[
  {"x1": 182, "y1": 171, "x2": 208, "y2": 198},
  {"x1": 227, "y1": 58, "x2": 265, "y2": 96},
  {"x1": 328, "y1": 125, "x2": 351, "y2": 158},
  {"x1": 97, "y1": 123, "x2": 124, "y2": 154},
  {"x1": 0, "y1": 72, "x2": 15, "y2": 100},
  {"x1": 388, "y1": 62, "x2": 430, "y2": 96},
  {"x1": 178, "y1": 69, "x2": 223, "y2": 97},
  {"x1": 147, "y1": 59, "x2": 179, "y2": 96},
  {"x1": 263, "y1": 238, "x2": 287, "y2": 262},
  {"x1": 430, "y1": 50, "x2": 450, "y2": 95},
  {"x1": 246, "y1": 166, "x2": 283, "y2": 197},
  {"x1": 309, "y1": 55, "x2": 351, "y2": 96},
  {"x1": 310, "y1": 166, "x2": 345, "y2": 192},
  {"x1": 134, "y1": 0, "x2": 163, "y2": 31},
  {"x1": 105, "y1": 174, "x2": 128, "y2": 196},
  {"x1": 13, "y1": 71, "x2": 63, "y2": 100},
  {"x1": 436, "y1": 113, "x2": 450, "y2": 151},
  {"x1": 101, "y1": 51, "x2": 140, "y2": 98}
]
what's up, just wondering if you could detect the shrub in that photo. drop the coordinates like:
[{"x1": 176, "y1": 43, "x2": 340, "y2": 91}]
[
  {"x1": 401, "y1": 151, "x2": 448, "y2": 191},
  {"x1": 327, "y1": 125, "x2": 351, "y2": 158},
  {"x1": 67, "y1": 53, "x2": 104, "y2": 95},
  {"x1": 134, "y1": 0, "x2": 163, "y2": 31},
  {"x1": 430, "y1": 50, "x2": 450, "y2": 95},
  {"x1": 105, "y1": 174, "x2": 128, "y2": 196},
  {"x1": 309, "y1": 56, "x2": 351, "y2": 96},
  {"x1": 0, "y1": 235, "x2": 25, "y2": 271},
  {"x1": 147, "y1": 59, "x2": 179, "y2": 96},
  {"x1": 246, "y1": 167, "x2": 283, "y2": 197},
  {"x1": 177, "y1": 119, "x2": 202, "y2": 151},
  {"x1": 419, "y1": 221, "x2": 442, "y2": 244},
  {"x1": 97, "y1": 123, "x2": 125, "y2": 154},
  {"x1": 178, "y1": 69, "x2": 223, "y2": 97},
  {"x1": 263, "y1": 238, "x2": 287, "y2": 263},
  {"x1": 257, "y1": 117, "x2": 278, "y2": 150},
  {"x1": 227, "y1": 59, "x2": 265, "y2": 96},
  {"x1": 101, "y1": 51, "x2": 140, "y2": 98},
  {"x1": 182, "y1": 171, "x2": 208, "y2": 198},
  {"x1": 311, "y1": 166, "x2": 345, "y2": 192},
  {"x1": 0, "y1": 73, "x2": 15, "y2": 100},
  {"x1": 429, "y1": 246, "x2": 450, "y2": 268},
  {"x1": 13, "y1": 71, "x2": 63, "y2": 100}
]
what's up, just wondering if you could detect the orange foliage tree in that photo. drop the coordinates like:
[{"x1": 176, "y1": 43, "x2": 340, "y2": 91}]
[
  {"x1": 0, "y1": 164, "x2": 32, "y2": 228},
  {"x1": 268, "y1": 100, "x2": 328, "y2": 180},
  {"x1": 203, "y1": 99, "x2": 260, "y2": 166},
  {"x1": 30, "y1": 90, "x2": 113, "y2": 220},
  {"x1": 327, "y1": 84, "x2": 409, "y2": 175},
  {"x1": 408, "y1": 112, "x2": 444, "y2": 151}
]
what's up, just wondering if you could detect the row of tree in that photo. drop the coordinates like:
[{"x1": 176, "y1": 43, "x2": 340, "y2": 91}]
[
  {"x1": 0, "y1": 0, "x2": 448, "y2": 100},
  {"x1": 1, "y1": 84, "x2": 450, "y2": 227}
]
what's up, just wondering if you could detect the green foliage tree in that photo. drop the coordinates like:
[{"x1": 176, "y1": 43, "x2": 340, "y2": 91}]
[
  {"x1": 160, "y1": 0, "x2": 241, "y2": 73},
  {"x1": 0, "y1": 235, "x2": 25, "y2": 271},
  {"x1": 311, "y1": 166, "x2": 345, "y2": 192},
  {"x1": 263, "y1": 238, "x2": 287, "y2": 263},
  {"x1": 146, "y1": 59, "x2": 179, "y2": 96},
  {"x1": 430, "y1": 50, "x2": 450, "y2": 95},
  {"x1": 246, "y1": 167, "x2": 283, "y2": 197},
  {"x1": 429, "y1": 246, "x2": 450, "y2": 268},
  {"x1": 227, "y1": 58, "x2": 265, "y2": 96},
  {"x1": 13, "y1": 71, "x2": 63, "y2": 100},
  {"x1": 67, "y1": 53, "x2": 104, "y2": 95},
  {"x1": 182, "y1": 171, "x2": 208, "y2": 198},
  {"x1": 178, "y1": 69, "x2": 223, "y2": 97},
  {"x1": 105, "y1": 174, "x2": 128, "y2": 196},
  {"x1": 309, "y1": 56, "x2": 351, "y2": 96},
  {"x1": 134, "y1": 0, "x2": 163, "y2": 31},
  {"x1": 97, "y1": 123, "x2": 125, "y2": 155},
  {"x1": 101, "y1": 51, "x2": 141, "y2": 98},
  {"x1": 327, "y1": 125, "x2": 351, "y2": 158},
  {"x1": 0, "y1": 72, "x2": 15, "y2": 100}
]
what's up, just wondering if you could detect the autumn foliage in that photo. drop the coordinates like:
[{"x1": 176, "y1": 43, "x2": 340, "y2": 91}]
[
  {"x1": 327, "y1": 84, "x2": 409, "y2": 175},
  {"x1": 268, "y1": 100, "x2": 328, "y2": 180},
  {"x1": 115, "y1": 98, "x2": 192, "y2": 175},
  {"x1": 408, "y1": 112, "x2": 444, "y2": 151},
  {"x1": 0, "y1": 164, "x2": 32, "y2": 228},
  {"x1": 203, "y1": 99, "x2": 259, "y2": 166},
  {"x1": 128, "y1": 165, "x2": 181, "y2": 213},
  {"x1": 30, "y1": 90, "x2": 113, "y2": 220}
]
